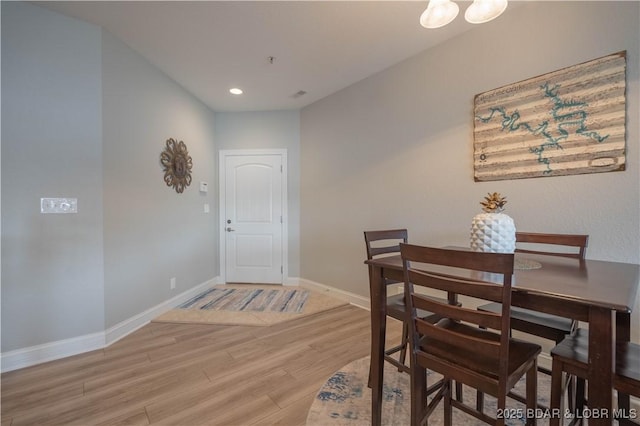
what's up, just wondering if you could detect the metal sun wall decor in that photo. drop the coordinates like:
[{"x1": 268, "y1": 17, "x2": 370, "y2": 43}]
[
  {"x1": 473, "y1": 51, "x2": 627, "y2": 182},
  {"x1": 160, "y1": 138, "x2": 193, "y2": 193}
]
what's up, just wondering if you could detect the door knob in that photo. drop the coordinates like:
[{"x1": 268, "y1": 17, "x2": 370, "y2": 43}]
[{"x1": 226, "y1": 227, "x2": 235, "y2": 232}]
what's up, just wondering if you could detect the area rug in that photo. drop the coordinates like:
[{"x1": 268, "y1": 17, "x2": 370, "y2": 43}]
[
  {"x1": 178, "y1": 287, "x2": 310, "y2": 313},
  {"x1": 306, "y1": 357, "x2": 563, "y2": 426},
  {"x1": 153, "y1": 284, "x2": 348, "y2": 326}
]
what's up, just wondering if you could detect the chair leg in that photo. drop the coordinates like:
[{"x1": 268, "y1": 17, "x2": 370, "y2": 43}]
[
  {"x1": 369, "y1": 318, "x2": 410, "y2": 386},
  {"x1": 567, "y1": 374, "x2": 575, "y2": 412},
  {"x1": 497, "y1": 393, "x2": 507, "y2": 426},
  {"x1": 411, "y1": 363, "x2": 427, "y2": 426},
  {"x1": 550, "y1": 358, "x2": 563, "y2": 426},
  {"x1": 443, "y1": 379, "x2": 452, "y2": 426},
  {"x1": 476, "y1": 391, "x2": 484, "y2": 413},
  {"x1": 574, "y1": 377, "x2": 585, "y2": 418},
  {"x1": 617, "y1": 391, "x2": 634, "y2": 426},
  {"x1": 398, "y1": 321, "x2": 409, "y2": 372},
  {"x1": 618, "y1": 391, "x2": 630, "y2": 411},
  {"x1": 526, "y1": 361, "x2": 538, "y2": 426},
  {"x1": 455, "y1": 381, "x2": 462, "y2": 402}
]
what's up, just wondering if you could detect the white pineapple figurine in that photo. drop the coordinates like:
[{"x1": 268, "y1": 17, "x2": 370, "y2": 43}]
[{"x1": 470, "y1": 192, "x2": 516, "y2": 253}]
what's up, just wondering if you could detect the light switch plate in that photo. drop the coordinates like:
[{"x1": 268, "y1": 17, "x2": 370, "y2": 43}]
[
  {"x1": 41, "y1": 198, "x2": 78, "y2": 214},
  {"x1": 199, "y1": 181, "x2": 208, "y2": 193}
]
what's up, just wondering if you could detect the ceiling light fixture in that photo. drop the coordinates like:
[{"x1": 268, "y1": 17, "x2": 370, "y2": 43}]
[
  {"x1": 419, "y1": 0, "x2": 459, "y2": 29},
  {"x1": 465, "y1": 0, "x2": 508, "y2": 24},
  {"x1": 420, "y1": 0, "x2": 507, "y2": 28},
  {"x1": 229, "y1": 88, "x2": 243, "y2": 95}
]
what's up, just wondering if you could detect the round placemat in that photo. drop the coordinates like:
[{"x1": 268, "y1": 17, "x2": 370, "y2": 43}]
[{"x1": 515, "y1": 258, "x2": 542, "y2": 270}]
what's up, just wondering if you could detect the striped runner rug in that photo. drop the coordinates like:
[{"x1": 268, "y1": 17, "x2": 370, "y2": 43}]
[
  {"x1": 153, "y1": 285, "x2": 348, "y2": 326},
  {"x1": 179, "y1": 287, "x2": 309, "y2": 313}
]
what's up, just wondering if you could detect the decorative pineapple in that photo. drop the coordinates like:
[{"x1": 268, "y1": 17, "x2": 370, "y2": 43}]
[{"x1": 470, "y1": 192, "x2": 516, "y2": 253}]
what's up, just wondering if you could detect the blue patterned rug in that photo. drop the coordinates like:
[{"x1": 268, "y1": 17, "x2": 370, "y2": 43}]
[
  {"x1": 307, "y1": 357, "x2": 409, "y2": 425},
  {"x1": 178, "y1": 287, "x2": 309, "y2": 313},
  {"x1": 306, "y1": 357, "x2": 557, "y2": 425}
]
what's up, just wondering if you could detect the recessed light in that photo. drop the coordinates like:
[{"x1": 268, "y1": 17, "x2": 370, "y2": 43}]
[{"x1": 229, "y1": 88, "x2": 243, "y2": 95}]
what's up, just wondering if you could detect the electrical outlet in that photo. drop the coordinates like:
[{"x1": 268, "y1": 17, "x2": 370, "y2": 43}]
[{"x1": 170, "y1": 277, "x2": 176, "y2": 290}]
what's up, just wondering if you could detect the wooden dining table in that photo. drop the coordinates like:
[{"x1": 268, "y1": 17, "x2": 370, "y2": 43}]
[{"x1": 365, "y1": 251, "x2": 639, "y2": 426}]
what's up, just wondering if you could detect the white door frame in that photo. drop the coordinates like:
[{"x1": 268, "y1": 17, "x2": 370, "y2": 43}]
[{"x1": 218, "y1": 149, "x2": 288, "y2": 284}]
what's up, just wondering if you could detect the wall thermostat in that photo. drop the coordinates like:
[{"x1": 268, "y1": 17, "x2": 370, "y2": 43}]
[{"x1": 199, "y1": 182, "x2": 208, "y2": 193}]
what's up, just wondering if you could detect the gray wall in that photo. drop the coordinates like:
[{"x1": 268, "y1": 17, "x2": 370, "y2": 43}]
[
  {"x1": 1, "y1": 1, "x2": 105, "y2": 351},
  {"x1": 102, "y1": 32, "x2": 217, "y2": 328},
  {"x1": 215, "y1": 111, "x2": 301, "y2": 278},
  {"x1": 300, "y1": 1, "x2": 640, "y2": 321},
  {"x1": 1, "y1": 2, "x2": 218, "y2": 352}
]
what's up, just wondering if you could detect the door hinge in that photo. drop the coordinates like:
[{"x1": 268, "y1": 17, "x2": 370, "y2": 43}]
[
  {"x1": 280, "y1": 165, "x2": 283, "y2": 173},
  {"x1": 280, "y1": 215, "x2": 283, "y2": 223},
  {"x1": 281, "y1": 265, "x2": 283, "y2": 274}
]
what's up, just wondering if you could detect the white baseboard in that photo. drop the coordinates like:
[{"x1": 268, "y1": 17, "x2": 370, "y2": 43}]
[
  {"x1": 105, "y1": 280, "x2": 213, "y2": 346},
  {"x1": 1, "y1": 279, "x2": 214, "y2": 373},
  {"x1": 283, "y1": 276, "x2": 298, "y2": 286},
  {"x1": 294, "y1": 277, "x2": 370, "y2": 310},
  {"x1": 0, "y1": 332, "x2": 106, "y2": 373}
]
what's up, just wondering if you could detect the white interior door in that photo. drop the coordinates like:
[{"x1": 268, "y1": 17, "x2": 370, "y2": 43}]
[{"x1": 222, "y1": 151, "x2": 285, "y2": 284}]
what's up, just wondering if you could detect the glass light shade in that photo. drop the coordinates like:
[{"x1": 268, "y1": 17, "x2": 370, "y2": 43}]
[
  {"x1": 465, "y1": 0, "x2": 508, "y2": 24},
  {"x1": 420, "y1": 0, "x2": 460, "y2": 29}
]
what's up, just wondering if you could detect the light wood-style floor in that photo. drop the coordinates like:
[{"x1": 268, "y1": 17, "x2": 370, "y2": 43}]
[{"x1": 1, "y1": 305, "x2": 403, "y2": 426}]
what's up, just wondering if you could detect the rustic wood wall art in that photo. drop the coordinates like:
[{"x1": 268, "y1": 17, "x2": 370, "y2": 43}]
[
  {"x1": 473, "y1": 51, "x2": 626, "y2": 182},
  {"x1": 160, "y1": 138, "x2": 193, "y2": 193}
]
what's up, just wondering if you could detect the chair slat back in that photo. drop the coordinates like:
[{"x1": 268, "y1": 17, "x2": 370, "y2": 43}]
[
  {"x1": 400, "y1": 244, "x2": 515, "y2": 376},
  {"x1": 412, "y1": 289, "x2": 502, "y2": 330},
  {"x1": 515, "y1": 232, "x2": 588, "y2": 259},
  {"x1": 364, "y1": 229, "x2": 408, "y2": 260},
  {"x1": 415, "y1": 317, "x2": 501, "y2": 359},
  {"x1": 406, "y1": 270, "x2": 505, "y2": 302}
]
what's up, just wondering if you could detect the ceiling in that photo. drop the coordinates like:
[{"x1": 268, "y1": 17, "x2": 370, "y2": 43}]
[{"x1": 36, "y1": 1, "x2": 513, "y2": 112}]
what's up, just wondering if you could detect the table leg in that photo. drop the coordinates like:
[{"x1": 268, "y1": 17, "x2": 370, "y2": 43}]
[
  {"x1": 616, "y1": 311, "x2": 632, "y2": 419},
  {"x1": 616, "y1": 311, "x2": 631, "y2": 342},
  {"x1": 368, "y1": 265, "x2": 387, "y2": 426},
  {"x1": 587, "y1": 307, "x2": 614, "y2": 425}
]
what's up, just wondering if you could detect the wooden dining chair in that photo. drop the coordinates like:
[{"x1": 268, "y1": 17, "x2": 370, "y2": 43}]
[
  {"x1": 476, "y1": 232, "x2": 589, "y2": 408},
  {"x1": 364, "y1": 230, "x2": 448, "y2": 382},
  {"x1": 364, "y1": 229, "x2": 413, "y2": 381},
  {"x1": 400, "y1": 243, "x2": 541, "y2": 426},
  {"x1": 478, "y1": 232, "x2": 588, "y2": 346},
  {"x1": 550, "y1": 328, "x2": 640, "y2": 426}
]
